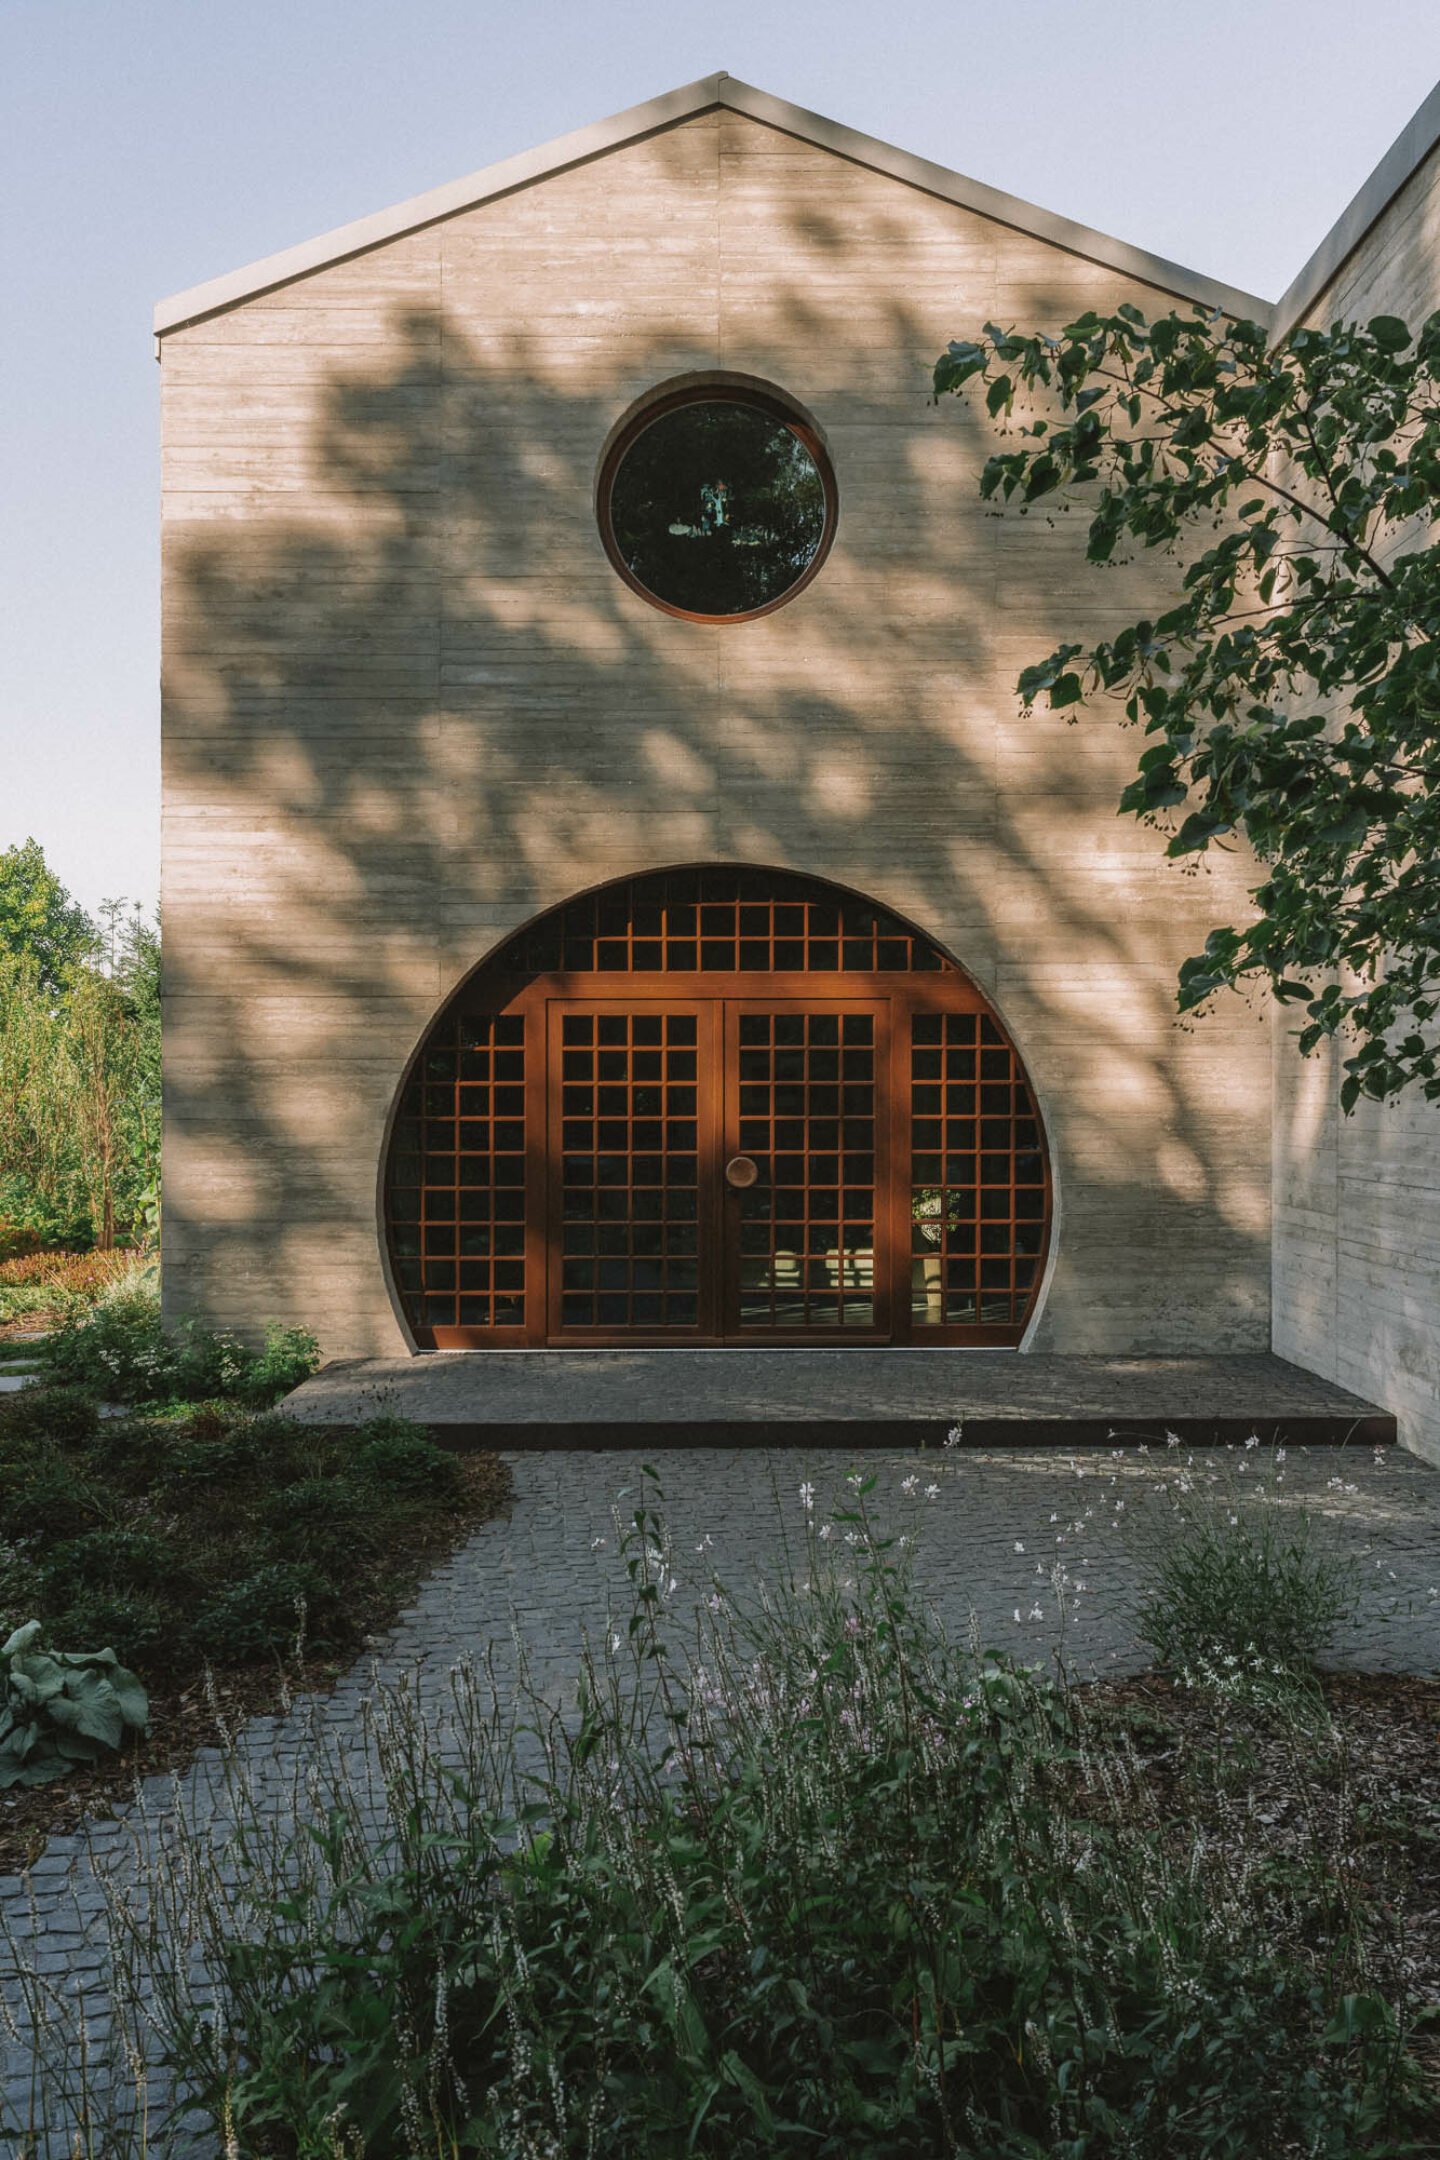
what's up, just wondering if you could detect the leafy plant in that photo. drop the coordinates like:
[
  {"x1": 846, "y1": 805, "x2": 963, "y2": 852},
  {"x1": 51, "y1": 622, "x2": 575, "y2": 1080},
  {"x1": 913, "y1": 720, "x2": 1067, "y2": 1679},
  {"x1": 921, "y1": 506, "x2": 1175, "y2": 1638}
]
[
  {"x1": 935, "y1": 307, "x2": 1440, "y2": 1105},
  {"x1": 234, "y1": 1323, "x2": 321, "y2": 1409},
  {"x1": 39, "y1": 1288, "x2": 318, "y2": 1410},
  {"x1": 0, "y1": 1621, "x2": 148, "y2": 1789},
  {"x1": 1131, "y1": 1466, "x2": 1356, "y2": 1679},
  {"x1": 192, "y1": 1563, "x2": 321, "y2": 1663},
  {"x1": 348, "y1": 1416, "x2": 461, "y2": 1499},
  {"x1": 0, "y1": 1383, "x2": 100, "y2": 1447}
]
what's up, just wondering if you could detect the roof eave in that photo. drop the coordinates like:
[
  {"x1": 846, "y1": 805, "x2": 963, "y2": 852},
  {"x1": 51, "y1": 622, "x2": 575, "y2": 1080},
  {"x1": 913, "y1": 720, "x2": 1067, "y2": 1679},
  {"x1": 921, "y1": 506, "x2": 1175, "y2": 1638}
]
[{"x1": 153, "y1": 71, "x2": 1272, "y2": 339}]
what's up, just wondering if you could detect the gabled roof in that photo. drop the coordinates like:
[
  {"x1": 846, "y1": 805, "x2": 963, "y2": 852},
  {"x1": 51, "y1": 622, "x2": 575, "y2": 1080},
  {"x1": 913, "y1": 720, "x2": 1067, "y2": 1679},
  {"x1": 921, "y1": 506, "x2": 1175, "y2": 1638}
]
[{"x1": 153, "y1": 72, "x2": 1271, "y2": 337}]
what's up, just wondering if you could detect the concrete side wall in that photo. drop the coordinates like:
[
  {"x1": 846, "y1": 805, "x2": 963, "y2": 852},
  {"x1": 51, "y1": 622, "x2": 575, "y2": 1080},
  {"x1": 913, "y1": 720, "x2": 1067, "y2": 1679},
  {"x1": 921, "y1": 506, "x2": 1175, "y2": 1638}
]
[
  {"x1": 1272, "y1": 140, "x2": 1440, "y2": 1462},
  {"x1": 161, "y1": 108, "x2": 1271, "y2": 1357}
]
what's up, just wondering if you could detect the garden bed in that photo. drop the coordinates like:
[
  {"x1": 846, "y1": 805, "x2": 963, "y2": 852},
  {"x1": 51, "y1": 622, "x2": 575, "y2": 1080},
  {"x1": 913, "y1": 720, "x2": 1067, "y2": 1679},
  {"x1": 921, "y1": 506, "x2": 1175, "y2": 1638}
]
[
  {"x1": 0, "y1": 1286, "x2": 513, "y2": 1877},
  {"x1": 1085, "y1": 1668, "x2": 1440, "y2": 2024},
  {"x1": 0, "y1": 1446, "x2": 508, "y2": 1877}
]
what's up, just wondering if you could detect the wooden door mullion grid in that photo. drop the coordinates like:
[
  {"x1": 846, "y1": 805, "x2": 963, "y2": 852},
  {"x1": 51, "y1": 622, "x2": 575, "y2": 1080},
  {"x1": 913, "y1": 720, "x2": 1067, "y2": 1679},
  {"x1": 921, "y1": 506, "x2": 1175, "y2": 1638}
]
[
  {"x1": 546, "y1": 1000, "x2": 721, "y2": 1344},
  {"x1": 723, "y1": 998, "x2": 890, "y2": 1342},
  {"x1": 387, "y1": 961, "x2": 1052, "y2": 1349}
]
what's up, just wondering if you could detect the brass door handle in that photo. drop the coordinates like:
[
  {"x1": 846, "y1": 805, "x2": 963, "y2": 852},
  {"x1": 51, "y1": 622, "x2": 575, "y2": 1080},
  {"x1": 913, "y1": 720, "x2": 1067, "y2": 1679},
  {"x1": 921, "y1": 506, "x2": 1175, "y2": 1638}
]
[{"x1": 725, "y1": 1155, "x2": 760, "y2": 1189}]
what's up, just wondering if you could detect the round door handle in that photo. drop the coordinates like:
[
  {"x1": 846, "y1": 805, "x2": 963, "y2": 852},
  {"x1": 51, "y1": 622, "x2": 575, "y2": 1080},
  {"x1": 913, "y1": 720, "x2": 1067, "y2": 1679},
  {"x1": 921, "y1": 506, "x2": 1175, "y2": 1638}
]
[{"x1": 725, "y1": 1155, "x2": 760, "y2": 1190}]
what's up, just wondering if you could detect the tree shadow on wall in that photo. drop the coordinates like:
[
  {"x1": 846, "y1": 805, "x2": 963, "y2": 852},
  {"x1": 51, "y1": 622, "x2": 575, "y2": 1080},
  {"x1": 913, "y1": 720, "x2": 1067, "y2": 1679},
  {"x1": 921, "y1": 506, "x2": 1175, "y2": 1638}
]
[{"x1": 163, "y1": 288, "x2": 1269, "y2": 1355}]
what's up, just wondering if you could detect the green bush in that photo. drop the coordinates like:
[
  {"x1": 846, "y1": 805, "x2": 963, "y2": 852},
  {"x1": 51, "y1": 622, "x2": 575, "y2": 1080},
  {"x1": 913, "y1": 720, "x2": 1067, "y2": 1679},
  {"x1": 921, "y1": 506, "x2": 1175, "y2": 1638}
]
[
  {"x1": 115, "y1": 1471, "x2": 1426, "y2": 2158},
  {"x1": 0, "y1": 1390, "x2": 506, "y2": 1683},
  {"x1": 5, "y1": 1452, "x2": 108, "y2": 1542},
  {"x1": 39, "y1": 1288, "x2": 175, "y2": 1398},
  {"x1": 348, "y1": 1416, "x2": 461, "y2": 1500},
  {"x1": 257, "y1": 1475, "x2": 372, "y2": 1571},
  {"x1": 0, "y1": 1383, "x2": 100, "y2": 1448},
  {"x1": 39, "y1": 1526, "x2": 184, "y2": 1605},
  {"x1": 192, "y1": 1562, "x2": 323, "y2": 1663},
  {"x1": 235, "y1": 1325, "x2": 322, "y2": 1408},
  {"x1": 0, "y1": 1621, "x2": 148, "y2": 1789},
  {"x1": 1133, "y1": 1466, "x2": 1357, "y2": 1679},
  {"x1": 39, "y1": 1290, "x2": 318, "y2": 1411},
  {"x1": 56, "y1": 1587, "x2": 172, "y2": 1665}
]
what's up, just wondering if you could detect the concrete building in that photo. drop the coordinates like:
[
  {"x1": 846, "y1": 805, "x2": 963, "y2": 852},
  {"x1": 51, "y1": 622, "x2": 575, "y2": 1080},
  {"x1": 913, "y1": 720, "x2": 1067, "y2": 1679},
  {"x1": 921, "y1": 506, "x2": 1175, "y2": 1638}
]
[{"x1": 154, "y1": 75, "x2": 1440, "y2": 1456}]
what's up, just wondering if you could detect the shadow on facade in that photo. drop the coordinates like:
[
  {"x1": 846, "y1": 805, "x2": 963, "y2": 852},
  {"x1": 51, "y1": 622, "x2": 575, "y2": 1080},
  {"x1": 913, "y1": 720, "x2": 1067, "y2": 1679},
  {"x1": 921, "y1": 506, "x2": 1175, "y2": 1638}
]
[{"x1": 162, "y1": 270, "x2": 1269, "y2": 1355}]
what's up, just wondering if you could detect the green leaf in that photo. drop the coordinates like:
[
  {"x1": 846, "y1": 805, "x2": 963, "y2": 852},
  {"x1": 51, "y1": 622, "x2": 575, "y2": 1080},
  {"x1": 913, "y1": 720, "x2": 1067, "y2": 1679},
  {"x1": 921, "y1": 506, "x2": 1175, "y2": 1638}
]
[
  {"x1": 1048, "y1": 673, "x2": 1083, "y2": 710},
  {"x1": 1167, "y1": 812, "x2": 1230, "y2": 856},
  {"x1": 1324, "y1": 1992, "x2": 1393, "y2": 2043},
  {"x1": 1366, "y1": 316, "x2": 1412, "y2": 353}
]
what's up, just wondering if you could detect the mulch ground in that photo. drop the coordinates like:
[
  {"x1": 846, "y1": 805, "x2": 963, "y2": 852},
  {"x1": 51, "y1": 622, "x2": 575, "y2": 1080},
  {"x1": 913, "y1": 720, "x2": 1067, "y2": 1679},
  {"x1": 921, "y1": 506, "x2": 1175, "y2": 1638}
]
[
  {"x1": 1082, "y1": 1669, "x2": 1440, "y2": 2062},
  {"x1": 0, "y1": 1451, "x2": 511, "y2": 1877}
]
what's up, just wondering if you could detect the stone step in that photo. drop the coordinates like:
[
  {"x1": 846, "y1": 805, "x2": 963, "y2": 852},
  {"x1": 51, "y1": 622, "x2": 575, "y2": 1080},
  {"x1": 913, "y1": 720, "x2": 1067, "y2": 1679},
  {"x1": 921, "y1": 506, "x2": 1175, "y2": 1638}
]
[{"x1": 280, "y1": 1350, "x2": 1396, "y2": 1451}]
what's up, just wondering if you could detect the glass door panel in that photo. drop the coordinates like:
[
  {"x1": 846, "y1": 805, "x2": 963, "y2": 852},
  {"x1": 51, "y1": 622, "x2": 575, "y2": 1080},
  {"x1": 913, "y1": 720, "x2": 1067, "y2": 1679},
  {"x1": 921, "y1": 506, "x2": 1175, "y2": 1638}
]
[{"x1": 726, "y1": 1005, "x2": 885, "y2": 1336}]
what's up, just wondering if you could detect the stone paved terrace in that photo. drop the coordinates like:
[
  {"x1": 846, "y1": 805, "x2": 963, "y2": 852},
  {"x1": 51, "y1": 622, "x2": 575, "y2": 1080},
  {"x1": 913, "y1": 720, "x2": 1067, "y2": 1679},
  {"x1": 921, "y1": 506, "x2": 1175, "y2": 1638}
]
[
  {"x1": 281, "y1": 1348, "x2": 1397, "y2": 1448},
  {"x1": 4, "y1": 1439, "x2": 1437, "y2": 2151}
]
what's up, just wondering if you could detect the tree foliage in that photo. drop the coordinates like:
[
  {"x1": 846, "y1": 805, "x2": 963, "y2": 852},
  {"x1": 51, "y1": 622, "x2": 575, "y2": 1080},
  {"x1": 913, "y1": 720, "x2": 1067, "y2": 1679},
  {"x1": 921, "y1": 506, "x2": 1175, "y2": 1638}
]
[
  {"x1": 934, "y1": 305, "x2": 1440, "y2": 1107},
  {"x1": 0, "y1": 844, "x2": 159, "y2": 1247},
  {"x1": 0, "y1": 838, "x2": 98, "y2": 994}
]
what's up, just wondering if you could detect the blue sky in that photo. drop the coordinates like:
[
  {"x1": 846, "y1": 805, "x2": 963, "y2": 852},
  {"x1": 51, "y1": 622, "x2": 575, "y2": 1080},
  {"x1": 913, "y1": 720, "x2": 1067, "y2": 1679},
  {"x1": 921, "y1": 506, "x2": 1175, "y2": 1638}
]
[{"x1": 4, "y1": 0, "x2": 1439, "y2": 924}]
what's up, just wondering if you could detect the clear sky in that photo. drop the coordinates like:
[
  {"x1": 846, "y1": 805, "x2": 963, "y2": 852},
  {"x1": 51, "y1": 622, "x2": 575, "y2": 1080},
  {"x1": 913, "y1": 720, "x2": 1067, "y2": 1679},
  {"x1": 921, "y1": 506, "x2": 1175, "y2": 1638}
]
[{"x1": 3, "y1": 0, "x2": 1439, "y2": 925}]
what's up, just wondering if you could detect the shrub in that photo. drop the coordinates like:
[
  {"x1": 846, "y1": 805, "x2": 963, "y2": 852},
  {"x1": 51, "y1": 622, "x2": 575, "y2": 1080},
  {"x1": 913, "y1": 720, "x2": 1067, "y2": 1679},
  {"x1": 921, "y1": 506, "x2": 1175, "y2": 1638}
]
[
  {"x1": 257, "y1": 1475, "x2": 372, "y2": 1571},
  {"x1": 40, "y1": 1287, "x2": 175, "y2": 1399},
  {"x1": 348, "y1": 1416, "x2": 461, "y2": 1500},
  {"x1": 4, "y1": 1452, "x2": 108, "y2": 1541},
  {"x1": 192, "y1": 1563, "x2": 321, "y2": 1663},
  {"x1": 40, "y1": 1291, "x2": 319, "y2": 1411},
  {"x1": 1132, "y1": 1464, "x2": 1357, "y2": 1678},
  {"x1": 0, "y1": 1383, "x2": 100, "y2": 1448},
  {"x1": 38, "y1": 1527, "x2": 183, "y2": 1605},
  {"x1": 110, "y1": 1472, "x2": 1423, "y2": 2160},
  {"x1": 55, "y1": 1587, "x2": 172, "y2": 1665},
  {"x1": 234, "y1": 1324, "x2": 320, "y2": 1408},
  {"x1": 0, "y1": 1621, "x2": 148, "y2": 1789}
]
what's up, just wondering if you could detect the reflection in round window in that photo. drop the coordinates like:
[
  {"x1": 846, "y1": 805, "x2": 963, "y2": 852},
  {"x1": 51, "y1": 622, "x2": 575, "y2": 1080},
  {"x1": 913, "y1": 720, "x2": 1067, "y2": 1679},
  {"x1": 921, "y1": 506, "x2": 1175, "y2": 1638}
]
[{"x1": 601, "y1": 391, "x2": 834, "y2": 619}]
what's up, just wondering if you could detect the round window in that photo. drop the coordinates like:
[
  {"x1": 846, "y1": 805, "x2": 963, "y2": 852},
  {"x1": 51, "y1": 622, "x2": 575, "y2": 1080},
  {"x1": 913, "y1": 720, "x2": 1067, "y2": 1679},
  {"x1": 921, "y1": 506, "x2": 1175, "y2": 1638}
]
[{"x1": 598, "y1": 388, "x2": 836, "y2": 621}]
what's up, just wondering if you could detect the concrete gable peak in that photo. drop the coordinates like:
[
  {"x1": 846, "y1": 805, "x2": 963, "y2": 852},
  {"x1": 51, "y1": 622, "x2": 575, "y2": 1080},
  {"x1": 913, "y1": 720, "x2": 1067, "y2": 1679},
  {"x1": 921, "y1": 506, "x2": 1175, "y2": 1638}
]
[{"x1": 153, "y1": 72, "x2": 1271, "y2": 338}]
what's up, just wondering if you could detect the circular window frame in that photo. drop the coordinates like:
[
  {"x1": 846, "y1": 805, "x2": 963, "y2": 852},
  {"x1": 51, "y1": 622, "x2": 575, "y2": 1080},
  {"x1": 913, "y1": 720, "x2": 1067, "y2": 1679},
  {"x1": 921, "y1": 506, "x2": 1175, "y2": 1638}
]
[{"x1": 596, "y1": 383, "x2": 838, "y2": 624}]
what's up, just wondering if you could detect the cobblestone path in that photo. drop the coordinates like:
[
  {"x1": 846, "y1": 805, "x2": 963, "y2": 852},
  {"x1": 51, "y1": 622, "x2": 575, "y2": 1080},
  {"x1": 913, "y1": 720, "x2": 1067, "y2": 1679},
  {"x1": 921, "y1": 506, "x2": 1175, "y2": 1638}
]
[{"x1": 4, "y1": 1441, "x2": 1438, "y2": 2152}]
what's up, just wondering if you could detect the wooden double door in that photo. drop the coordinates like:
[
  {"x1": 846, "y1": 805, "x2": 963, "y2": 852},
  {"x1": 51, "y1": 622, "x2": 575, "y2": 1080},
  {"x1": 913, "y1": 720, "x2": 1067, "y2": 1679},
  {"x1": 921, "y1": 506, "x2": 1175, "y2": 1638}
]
[
  {"x1": 385, "y1": 913, "x2": 1050, "y2": 1352},
  {"x1": 549, "y1": 996, "x2": 890, "y2": 1342}
]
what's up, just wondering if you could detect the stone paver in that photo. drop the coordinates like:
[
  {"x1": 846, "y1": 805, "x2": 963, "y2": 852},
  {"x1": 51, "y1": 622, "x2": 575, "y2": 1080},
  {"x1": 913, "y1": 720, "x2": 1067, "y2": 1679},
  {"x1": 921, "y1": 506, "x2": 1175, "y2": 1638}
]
[{"x1": 3, "y1": 1441, "x2": 1438, "y2": 2152}]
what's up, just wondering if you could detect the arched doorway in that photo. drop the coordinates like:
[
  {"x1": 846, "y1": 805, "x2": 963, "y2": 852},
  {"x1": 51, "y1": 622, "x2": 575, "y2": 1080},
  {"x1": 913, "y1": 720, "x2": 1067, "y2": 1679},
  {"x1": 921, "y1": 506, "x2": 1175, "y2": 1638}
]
[{"x1": 383, "y1": 867, "x2": 1051, "y2": 1348}]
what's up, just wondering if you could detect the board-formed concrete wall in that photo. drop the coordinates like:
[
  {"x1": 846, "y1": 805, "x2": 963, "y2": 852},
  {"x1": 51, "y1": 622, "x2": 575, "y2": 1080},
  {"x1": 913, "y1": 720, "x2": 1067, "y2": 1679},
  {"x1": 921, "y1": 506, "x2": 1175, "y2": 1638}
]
[
  {"x1": 160, "y1": 104, "x2": 1271, "y2": 1357},
  {"x1": 1272, "y1": 134, "x2": 1440, "y2": 1464}
]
